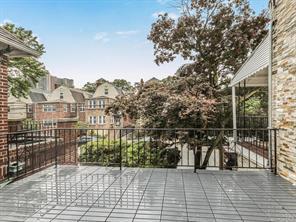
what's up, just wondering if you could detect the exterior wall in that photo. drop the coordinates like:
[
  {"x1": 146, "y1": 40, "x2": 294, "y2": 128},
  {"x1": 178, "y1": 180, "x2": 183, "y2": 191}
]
[
  {"x1": 85, "y1": 97, "x2": 118, "y2": 129},
  {"x1": 35, "y1": 73, "x2": 74, "y2": 92},
  {"x1": 0, "y1": 56, "x2": 8, "y2": 180},
  {"x1": 50, "y1": 75, "x2": 74, "y2": 91},
  {"x1": 34, "y1": 102, "x2": 78, "y2": 121},
  {"x1": 8, "y1": 94, "x2": 33, "y2": 121},
  {"x1": 48, "y1": 86, "x2": 76, "y2": 103},
  {"x1": 93, "y1": 82, "x2": 120, "y2": 99},
  {"x1": 272, "y1": 0, "x2": 296, "y2": 183}
]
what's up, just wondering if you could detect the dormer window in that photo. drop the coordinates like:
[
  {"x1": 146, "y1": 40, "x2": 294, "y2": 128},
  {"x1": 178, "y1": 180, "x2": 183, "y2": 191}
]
[
  {"x1": 60, "y1": 92, "x2": 64, "y2": 99},
  {"x1": 104, "y1": 88, "x2": 108, "y2": 95}
]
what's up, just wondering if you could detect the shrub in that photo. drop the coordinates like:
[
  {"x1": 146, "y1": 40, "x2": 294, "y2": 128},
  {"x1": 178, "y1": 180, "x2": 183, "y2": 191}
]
[{"x1": 79, "y1": 139, "x2": 180, "y2": 168}]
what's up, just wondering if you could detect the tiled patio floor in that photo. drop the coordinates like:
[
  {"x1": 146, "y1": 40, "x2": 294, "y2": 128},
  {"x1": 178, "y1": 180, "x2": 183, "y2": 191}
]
[{"x1": 0, "y1": 166, "x2": 296, "y2": 222}]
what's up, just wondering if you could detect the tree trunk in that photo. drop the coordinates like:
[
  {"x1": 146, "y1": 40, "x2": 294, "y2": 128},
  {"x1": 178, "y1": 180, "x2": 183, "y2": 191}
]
[
  {"x1": 194, "y1": 146, "x2": 202, "y2": 172},
  {"x1": 200, "y1": 131, "x2": 224, "y2": 169}
]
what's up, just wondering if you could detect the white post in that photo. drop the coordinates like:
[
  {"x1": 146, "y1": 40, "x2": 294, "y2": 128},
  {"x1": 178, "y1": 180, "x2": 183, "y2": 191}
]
[
  {"x1": 268, "y1": 26, "x2": 273, "y2": 168},
  {"x1": 232, "y1": 86, "x2": 237, "y2": 143}
]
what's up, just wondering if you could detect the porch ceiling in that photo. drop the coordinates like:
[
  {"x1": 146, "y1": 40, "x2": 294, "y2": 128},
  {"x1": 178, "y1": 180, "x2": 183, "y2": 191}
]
[{"x1": 230, "y1": 33, "x2": 270, "y2": 87}]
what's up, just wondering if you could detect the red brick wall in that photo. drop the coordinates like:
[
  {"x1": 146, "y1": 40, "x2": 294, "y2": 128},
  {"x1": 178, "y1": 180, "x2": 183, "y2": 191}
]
[
  {"x1": 0, "y1": 56, "x2": 8, "y2": 180},
  {"x1": 33, "y1": 102, "x2": 85, "y2": 123},
  {"x1": 34, "y1": 102, "x2": 78, "y2": 120}
]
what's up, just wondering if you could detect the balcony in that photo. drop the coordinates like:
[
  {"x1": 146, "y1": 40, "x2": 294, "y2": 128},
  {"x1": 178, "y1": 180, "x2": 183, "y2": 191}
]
[{"x1": 1, "y1": 128, "x2": 295, "y2": 221}]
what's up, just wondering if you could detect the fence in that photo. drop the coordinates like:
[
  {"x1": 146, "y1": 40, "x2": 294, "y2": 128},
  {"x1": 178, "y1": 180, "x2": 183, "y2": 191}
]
[
  {"x1": 8, "y1": 121, "x2": 55, "y2": 133},
  {"x1": 4, "y1": 128, "x2": 278, "y2": 182},
  {"x1": 237, "y1": 115, "x2": 268, "y2": 128}
]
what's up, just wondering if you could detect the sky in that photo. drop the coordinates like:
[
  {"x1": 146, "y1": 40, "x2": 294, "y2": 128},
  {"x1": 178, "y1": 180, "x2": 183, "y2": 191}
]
[{"x1": 0, "y1": 0, "x2": 268, "y2": 88}]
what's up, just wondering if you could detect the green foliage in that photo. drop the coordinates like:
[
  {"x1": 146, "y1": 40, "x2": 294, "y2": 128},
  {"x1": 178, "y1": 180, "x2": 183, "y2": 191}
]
[
  {"x1": 2, "y1": 23, "x2": 48, "y2": 98},
  {"x1": 79, "y1": 139, "x2": 180, "y2": 168},
  {"x1": 112, "y1": 79, "x2": 133, "y2": 92},
  {"x1": 74, "y1": 121, "x2": 89, "y2": 129},
  {"x1": 244, "y1": 90, "x2": 268, "y2": 115},
  {"x1": 82, "y1": 82, "x2": 97, "y2": 94}
]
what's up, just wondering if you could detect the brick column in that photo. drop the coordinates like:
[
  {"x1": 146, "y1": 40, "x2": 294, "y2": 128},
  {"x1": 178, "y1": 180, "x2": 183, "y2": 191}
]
[
  {"x1": 0, "y1": 55, "x2": 8, "y2": 180},
  {"x1": 272, "y1": 0, "x2": 296, "y2": 183}
]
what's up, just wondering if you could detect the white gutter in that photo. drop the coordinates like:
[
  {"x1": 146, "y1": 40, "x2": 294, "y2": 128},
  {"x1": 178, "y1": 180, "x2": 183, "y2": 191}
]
[{"x1": 0, "y1": 36, "x2": 40, "y2": 57}]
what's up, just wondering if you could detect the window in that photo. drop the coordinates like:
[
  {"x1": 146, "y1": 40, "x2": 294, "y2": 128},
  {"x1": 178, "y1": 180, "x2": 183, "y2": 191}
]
[
  {"x1": 63, "y1": 104, "x2": 68, "y2": 112},
  {"x1": 79, "y1": 104, "x2": 85, "y2": 112},
  {"x1": 89, "y1": 116, "x2": 97, "y2": 125},
  {"x1": 27, "y1": 104, "x2": 33, "y2": 113},
  {"x1": 110, "y1": 116, "x2": 115, "y2": 124},
  {"x1": 99, "y1": 115, "x2": 106, "y2": 125},
  {"x1": 43, "y1": 104, "x2": 56, "y2": 112},
  {"x1": 98, "y1": 99, "x2": 105, "y2": 109},
  {"x1": 71, "y1": 104, "x2": 76, "y2": 112},
  {"x1": 89, "y1": 100, "x2": 96, "y2": 109},
  {"x1": 60, "y1": 92, "x2": 64, "y2": 99},
  {"x1": 104, "y1": 88, "x2": 108, "y2": 95},
  {"x1": 43, "y1": 120, "x2": 57, "y2": 128}
]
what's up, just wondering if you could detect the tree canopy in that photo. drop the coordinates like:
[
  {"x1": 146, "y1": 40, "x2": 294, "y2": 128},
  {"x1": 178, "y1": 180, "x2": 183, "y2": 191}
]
[
  {"x1": 107, "y1": 0, "x2": 269, "y2": 169},
  {"x1": 148, "y1": 0, "x2": 268, "y2": 88},
  {"x1": 2, "y1": 23, "x2": 48, "y2": 98}
]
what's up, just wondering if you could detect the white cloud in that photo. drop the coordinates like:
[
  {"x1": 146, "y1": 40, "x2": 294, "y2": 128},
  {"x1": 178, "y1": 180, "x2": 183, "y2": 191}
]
[
  {"x1": 152, "y1": 11, "x2": 178, "y2": 20},
  {"x1": 115, "y1": 30, "x2": 139, "y2": 37},
  {"x1": 94, "y1": 32, "x2": 110, "y2": 43}
]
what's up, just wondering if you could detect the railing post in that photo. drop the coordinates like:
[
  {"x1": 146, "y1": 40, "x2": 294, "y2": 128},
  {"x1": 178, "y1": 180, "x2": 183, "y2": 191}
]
[
  {"x1": 269, "y1": 129, "x2": 273, "y2": 172},
  {"x1": 119, "y1": 129, "x2": 122, "y2": 171},
  {"x1": 274, "y1": 129, "x2": 277, "y2": 175},
  {"x1": 54, "y1": 129, "x2": 58, "y2": 168},
  {"x1": 7, "y1": 134, "x2": 10, "y2": 180}
]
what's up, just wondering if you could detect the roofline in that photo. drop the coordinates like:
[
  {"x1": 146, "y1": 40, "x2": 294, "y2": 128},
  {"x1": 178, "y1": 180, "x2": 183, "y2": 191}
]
[
  {"x1": 229, "y1": 65, "x2": 269, "y2": 87},
  {"x1": 230, "y1": 33, "x2": 270, "y2": 87},
  {"x1": 0, "y1": 35, "x2": 40, "y2": 57}
]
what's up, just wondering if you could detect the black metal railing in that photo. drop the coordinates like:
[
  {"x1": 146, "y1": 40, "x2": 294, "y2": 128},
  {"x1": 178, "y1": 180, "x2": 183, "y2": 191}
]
[
  {"x1": 8, "y1": 121, "x2": 55, "y2": 133},
  {"x1": 3, "y1": 128, "x2": 279, "y2": 182},
  {"x1": 237, "y1": 115, "x2": 268, "y2": 129}
]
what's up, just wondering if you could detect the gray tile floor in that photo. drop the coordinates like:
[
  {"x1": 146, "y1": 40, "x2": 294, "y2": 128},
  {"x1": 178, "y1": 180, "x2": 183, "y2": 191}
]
[{"x1": 0, "y1": 166, "x2": 296, "y2": 222}]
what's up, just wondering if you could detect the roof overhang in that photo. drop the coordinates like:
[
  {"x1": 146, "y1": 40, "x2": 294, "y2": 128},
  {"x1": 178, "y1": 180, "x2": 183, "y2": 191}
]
[
  {"x1": 0, "y1": 27, "x2": 40, "y2": 58},
  {"x1": 230, "y1": 33, "x2": 270, "y2": 87}
]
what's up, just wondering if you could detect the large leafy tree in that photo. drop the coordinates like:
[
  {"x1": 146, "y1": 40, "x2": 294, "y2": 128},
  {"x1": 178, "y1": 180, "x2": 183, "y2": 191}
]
[
  {"x1": 82, "y1": 81, "x2": 97, "y2": 93},
  {"x1": 108, "y1": 0, "x2": 269, "y2": 169},
  {"x1": 3, "y1": 23, "x2": 48, "y2": 98},
  {"x1": 112, "y1": 79, "x2": 133, "y2": 92},
  {"x1": 148, "y1": 0, "x2": 268, "y2": 88}
]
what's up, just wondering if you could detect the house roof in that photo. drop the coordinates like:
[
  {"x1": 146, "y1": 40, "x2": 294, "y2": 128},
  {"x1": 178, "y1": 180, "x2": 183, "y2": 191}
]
[
  {"x1": 70, "y1": 89, "x2": 85, "y2": 103},
  {"x1": 29, "y1": 91, "x2": 47, "y2": 103},
  {"x1": 0, "y1": 27, "x2": 40, "y2": 57},
  {"x1": 230, "y1": 33, "x2": 270, "y2": 87}
]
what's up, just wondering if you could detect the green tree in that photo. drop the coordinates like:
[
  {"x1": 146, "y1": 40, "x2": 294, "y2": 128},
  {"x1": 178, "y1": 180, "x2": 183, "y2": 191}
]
[
  {"x1": 2, "y1": 23, "x2": 48, "y2": 98},
  {"x1": 108, "y1": 0, "x2": 269, "y2": 169},
  {"x1": 82, "y1": 82, "x2": 96, "y2": 94},
  {"x1": 112, "y1": 79, "x2": 133, "y2": 92}
]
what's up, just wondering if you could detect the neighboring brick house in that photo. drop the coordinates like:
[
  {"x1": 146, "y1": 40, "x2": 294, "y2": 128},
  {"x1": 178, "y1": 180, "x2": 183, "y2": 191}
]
[
  {"x1": 34, "y1": 86, "x2": 91, "y2": 128},
  {"x1": 0, "y1": 27, "x2": 40, "y2": 180},
  {"x1": 85, "y1": 82, "x2": 129, "y2": 131},
  {"x1": 8, "y1": 90, "x2": 48, "y2": 131}
]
